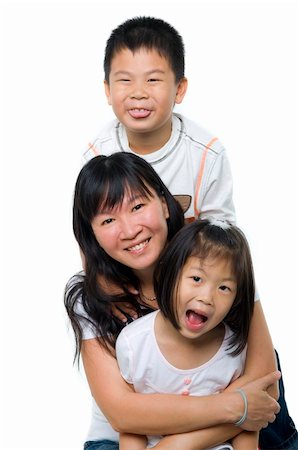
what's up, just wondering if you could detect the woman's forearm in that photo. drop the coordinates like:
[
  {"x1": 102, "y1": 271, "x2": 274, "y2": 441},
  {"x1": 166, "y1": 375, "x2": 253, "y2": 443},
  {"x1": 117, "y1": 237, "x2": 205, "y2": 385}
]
[
  {"x1": 225, "y1": 301, "x2": 278, "y2": 399},
  {"x1": 82, "y1": 338, "x2": 279, "y2": 435}
]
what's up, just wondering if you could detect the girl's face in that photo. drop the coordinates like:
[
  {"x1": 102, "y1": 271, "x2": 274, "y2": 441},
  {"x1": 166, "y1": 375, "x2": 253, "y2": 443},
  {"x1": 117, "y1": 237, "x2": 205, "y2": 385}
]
[
  {"x1": 91, "y1": 188, "x2": 169, "y2": 277},
  {"x1": 175, "y1": 256, "x2": 237, "y2": 341}
]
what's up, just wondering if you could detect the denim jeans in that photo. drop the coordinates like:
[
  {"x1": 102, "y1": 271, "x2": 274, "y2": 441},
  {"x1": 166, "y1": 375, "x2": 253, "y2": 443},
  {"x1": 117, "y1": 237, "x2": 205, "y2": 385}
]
[
  {"x1": 84, "y1": 440, "x2": 119, "y2": 450},
  {"x1": 259, "y1": 351, "x2": 298, "y2": 449}
]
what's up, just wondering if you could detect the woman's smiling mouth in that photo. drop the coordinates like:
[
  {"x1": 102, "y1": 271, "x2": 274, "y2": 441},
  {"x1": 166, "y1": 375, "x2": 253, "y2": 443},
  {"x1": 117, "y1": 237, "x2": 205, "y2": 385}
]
[{"x1": 127, "y1": 238, "x2": 150, "y2": 253}]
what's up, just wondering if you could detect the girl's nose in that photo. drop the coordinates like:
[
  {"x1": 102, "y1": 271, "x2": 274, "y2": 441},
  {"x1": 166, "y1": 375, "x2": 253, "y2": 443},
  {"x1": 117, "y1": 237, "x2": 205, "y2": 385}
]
[{"x1": 196, "y1": 286, "x2": 213, "y2": 306}]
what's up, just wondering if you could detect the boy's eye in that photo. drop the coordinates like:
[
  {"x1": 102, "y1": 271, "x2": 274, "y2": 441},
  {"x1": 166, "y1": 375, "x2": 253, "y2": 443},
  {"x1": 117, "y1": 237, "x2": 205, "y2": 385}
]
[
  {"x1": 192, "y1": 276, "x2": 202, "y2": 283},
  {"x1": 148, "y1": 78, "x2": 159, "y2": 83}
]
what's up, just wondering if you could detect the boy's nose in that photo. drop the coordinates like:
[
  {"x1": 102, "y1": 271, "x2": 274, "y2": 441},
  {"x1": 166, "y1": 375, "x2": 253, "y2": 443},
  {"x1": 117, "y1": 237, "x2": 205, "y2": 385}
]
[{"x1": 130, "y1": 82, "x2": 149, "y2": 99}]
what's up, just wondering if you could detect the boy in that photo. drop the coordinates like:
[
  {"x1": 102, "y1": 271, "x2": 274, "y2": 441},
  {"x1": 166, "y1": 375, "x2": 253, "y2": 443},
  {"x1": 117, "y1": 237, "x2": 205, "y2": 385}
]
[
  {"x1": 83, "y1": 16, "x2": 297, "y2": 450},
  {"x1": 84, "y1": 16, "x2": 234, "y2": 225}
]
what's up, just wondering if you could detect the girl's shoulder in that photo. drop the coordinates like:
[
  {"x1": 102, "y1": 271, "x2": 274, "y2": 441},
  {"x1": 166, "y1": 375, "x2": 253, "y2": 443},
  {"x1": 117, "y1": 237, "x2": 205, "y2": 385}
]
[{"x1": 119, "y1": 310, "x2": 158, "y2": 340}]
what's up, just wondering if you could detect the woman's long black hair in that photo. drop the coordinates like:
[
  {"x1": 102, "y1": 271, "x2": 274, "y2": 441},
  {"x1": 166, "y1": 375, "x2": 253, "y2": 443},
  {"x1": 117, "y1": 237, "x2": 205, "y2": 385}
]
[
  {"x1": 154, "y1": 219, "x2": 255, "y2": 356},
  {"x1": 64, "y1": 152, "x2": 184, "y2": 361}
]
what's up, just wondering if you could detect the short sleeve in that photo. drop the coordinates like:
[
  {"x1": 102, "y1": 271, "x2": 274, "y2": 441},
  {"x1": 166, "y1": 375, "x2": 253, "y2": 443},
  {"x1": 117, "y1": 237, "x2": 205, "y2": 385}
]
[
  {"x1": 254, "y1": 285, "x2": 260, "y2": 302},
  {"x1": 74, "y1": 297, "x2": 99, "y2": 340},
  {"x1": 116, "y1": 330, "x2": 134, "y2": 384},
  {"x1": 199, "y1": 150, "x2": 236, "y2": 224},
  {"x1": 65, "y1": 272, "x2": 99, "y2": 340}
]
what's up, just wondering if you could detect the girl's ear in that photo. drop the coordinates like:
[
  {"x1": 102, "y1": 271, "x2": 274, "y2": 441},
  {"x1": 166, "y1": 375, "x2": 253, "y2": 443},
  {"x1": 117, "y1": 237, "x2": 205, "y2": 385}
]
[
  {"x1": 104, "y1": 80, "x2": 112, "y2": 105},
  {"x1": 175, "y1": 77, "x2": 188, "y2": 104}
]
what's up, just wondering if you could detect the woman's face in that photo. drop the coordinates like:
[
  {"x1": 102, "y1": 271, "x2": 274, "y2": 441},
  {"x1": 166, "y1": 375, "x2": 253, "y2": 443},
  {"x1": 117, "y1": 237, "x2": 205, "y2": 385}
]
[{"x1": 91, "y1": 188, "x2": 169, "y2": 276}]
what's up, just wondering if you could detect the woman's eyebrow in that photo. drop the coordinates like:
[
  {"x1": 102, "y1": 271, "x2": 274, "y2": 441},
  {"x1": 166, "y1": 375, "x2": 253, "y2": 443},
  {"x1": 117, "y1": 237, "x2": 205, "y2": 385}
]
[{"x1": 95, "y1": 193, "x2": 149, "y2": 214}]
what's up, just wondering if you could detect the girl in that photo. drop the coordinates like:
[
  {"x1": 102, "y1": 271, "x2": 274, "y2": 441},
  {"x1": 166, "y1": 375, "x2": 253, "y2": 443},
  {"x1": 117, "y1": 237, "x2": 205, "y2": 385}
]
[
  {"x1": 65, "y1": 153, "x2": 279, "y2": 450},
  {"x1": 116, "y1": 219, "x2": 258, "y2": 450}
]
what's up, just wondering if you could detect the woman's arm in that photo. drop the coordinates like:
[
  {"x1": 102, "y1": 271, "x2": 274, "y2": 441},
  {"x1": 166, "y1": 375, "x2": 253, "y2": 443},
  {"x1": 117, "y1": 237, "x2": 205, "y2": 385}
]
[
  {"x1": 81, "y1": 338, "x2": 280, "y2": 435},
  {"x1": 225, "y1": 301, "x2": 278, "y2": 398}
]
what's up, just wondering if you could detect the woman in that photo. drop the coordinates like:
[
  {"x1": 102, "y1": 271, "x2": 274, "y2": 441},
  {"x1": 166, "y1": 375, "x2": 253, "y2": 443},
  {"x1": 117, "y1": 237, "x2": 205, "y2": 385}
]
[{"x1": 65, "y1": 152, "x2": 279, "y2": 450}]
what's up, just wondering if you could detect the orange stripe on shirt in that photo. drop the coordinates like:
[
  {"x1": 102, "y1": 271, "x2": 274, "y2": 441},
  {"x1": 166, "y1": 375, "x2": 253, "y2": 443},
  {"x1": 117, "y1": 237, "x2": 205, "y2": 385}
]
[
  {"x1": 88, "y1": 142, "x2": 99, "y2": 156},
  {"x1": 194, "y1": 137, "x2": 218, "y2": 217}
]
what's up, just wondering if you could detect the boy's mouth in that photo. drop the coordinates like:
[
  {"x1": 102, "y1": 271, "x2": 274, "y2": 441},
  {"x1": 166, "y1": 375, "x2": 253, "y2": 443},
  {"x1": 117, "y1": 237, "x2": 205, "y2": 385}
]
[{"x1": 128, "y1": 108, "x2": 151, "y2": 119}]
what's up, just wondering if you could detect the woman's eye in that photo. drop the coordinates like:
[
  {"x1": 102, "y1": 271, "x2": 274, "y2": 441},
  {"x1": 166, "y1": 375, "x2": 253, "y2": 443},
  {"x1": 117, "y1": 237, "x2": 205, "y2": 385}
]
[
  {"x1": 102, "y1": 218, "x2": 114, "y2": 225},
  {"x1": 132, "y1": 203, "x2": 144, "y2": 212}
]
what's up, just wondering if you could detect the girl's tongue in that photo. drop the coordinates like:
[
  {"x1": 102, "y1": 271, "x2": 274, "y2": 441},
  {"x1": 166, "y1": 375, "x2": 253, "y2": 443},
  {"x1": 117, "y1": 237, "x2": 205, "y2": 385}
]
[{"x1": 186, "y1": 310, "x2": 207, "y2": 331}]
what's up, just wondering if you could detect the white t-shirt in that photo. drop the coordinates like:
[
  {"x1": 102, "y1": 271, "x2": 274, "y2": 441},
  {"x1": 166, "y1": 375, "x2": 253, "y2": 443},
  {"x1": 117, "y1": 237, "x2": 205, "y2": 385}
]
[
  {"x1": 83, "y1": 113, "x2": 236, "y2": 223},
  {"x1": 116, "y1": 310, "x2": 246, "y2": 449}
]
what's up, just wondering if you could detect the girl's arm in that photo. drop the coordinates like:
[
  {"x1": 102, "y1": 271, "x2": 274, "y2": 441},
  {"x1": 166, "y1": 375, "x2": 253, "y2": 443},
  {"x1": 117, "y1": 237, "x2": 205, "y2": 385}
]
[
  {"x1": 81, "y1": 338, "x2": 279, "y2": 435},
  {"x1": 119, "y1": 433, "x2": 147, "y2": 450},
  {"x1": 151, "y1": 425, "x2": 239, "y2": 450},
  {"x1": 231, "y1": 431, "x2": 258, "y2": 450}
]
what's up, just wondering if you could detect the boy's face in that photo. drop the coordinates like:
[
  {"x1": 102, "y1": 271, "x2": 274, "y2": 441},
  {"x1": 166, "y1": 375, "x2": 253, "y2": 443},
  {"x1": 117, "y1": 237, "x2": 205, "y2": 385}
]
[{"x1": 105, "y1": 48, "x2": 187, "y2": 150}]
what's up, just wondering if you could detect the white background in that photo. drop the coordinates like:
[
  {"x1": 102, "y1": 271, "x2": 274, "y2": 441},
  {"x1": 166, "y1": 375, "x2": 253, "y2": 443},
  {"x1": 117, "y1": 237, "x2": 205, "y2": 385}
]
[{"x1": 1, "y1": 1, "x2": 297, "y2": 449}]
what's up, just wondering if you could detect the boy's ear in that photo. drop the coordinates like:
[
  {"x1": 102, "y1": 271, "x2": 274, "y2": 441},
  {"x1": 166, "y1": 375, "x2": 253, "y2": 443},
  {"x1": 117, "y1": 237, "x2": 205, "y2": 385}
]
[
  {"x1": 104, "y1": 80, "x2": 112, "y2": 105},
  {"x1": 175, "y1": 77, "x2": 188, "y2": 104}
]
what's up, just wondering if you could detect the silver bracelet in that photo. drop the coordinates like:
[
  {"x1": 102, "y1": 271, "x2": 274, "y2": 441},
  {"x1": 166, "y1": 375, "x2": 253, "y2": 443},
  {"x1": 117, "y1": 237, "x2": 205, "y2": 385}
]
[{"x1": 234, "y1": 388, "x2": 248, "y2": 426}]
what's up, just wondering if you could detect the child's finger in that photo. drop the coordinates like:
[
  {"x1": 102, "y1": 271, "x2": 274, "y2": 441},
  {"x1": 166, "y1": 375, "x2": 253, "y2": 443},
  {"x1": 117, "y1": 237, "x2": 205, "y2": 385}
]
[
  {"x1": 111, "y1": 304, "x2": 128, "y2": 322},
  {"x1": 115, "y1": 302, "x2": 139, "y2": 320}
]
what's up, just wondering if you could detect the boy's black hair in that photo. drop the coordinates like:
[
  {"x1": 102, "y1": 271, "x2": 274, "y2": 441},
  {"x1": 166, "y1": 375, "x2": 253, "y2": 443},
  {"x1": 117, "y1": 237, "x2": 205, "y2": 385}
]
[
  {"x1": 104, "y1": 16, "x2": 185, "y2": 83},
  {"x1": 64, "y1": 152, "x2": 184, "y2": 361},
  {"x1": 154, "y1": 219, "x2": 255, "y2": 356}
]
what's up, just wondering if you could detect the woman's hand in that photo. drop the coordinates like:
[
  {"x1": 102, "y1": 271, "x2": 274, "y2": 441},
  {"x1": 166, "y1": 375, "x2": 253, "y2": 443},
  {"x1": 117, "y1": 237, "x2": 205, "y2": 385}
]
[{"x1": 234, "y1": 371, "x2": 281, "y2": 431}]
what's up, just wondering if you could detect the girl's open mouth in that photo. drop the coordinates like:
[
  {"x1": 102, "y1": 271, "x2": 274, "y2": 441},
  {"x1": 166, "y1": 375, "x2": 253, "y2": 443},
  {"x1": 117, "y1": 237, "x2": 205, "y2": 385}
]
[{"x1": 185, "y1": 309, "x2": 208, "y2": 331}]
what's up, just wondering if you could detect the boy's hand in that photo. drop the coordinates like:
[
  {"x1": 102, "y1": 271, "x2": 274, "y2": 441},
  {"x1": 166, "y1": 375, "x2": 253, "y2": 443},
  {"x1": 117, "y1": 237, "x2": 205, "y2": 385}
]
[{"x1": 97, "y1": 273, "x2": 139, "y2": 322}]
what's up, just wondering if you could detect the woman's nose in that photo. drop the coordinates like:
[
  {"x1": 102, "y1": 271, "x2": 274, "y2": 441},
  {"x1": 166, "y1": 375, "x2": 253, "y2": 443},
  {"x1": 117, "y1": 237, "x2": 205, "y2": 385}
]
[{"x1": 119, "y1": 218, "x2": 142, "y2": 240}]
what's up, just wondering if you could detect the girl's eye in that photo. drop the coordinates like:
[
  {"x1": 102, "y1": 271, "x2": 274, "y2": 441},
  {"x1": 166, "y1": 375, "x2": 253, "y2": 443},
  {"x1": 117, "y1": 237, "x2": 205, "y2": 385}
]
[
  {"x1": 192, "y1": 276, "x2": 202, "y2": 283},
  {"x1": 219, "y1": 285, "x2": 232, "y2": 292},
  {"x1": 102, "y1": 218, "x2": 114, "y2": 225}
]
